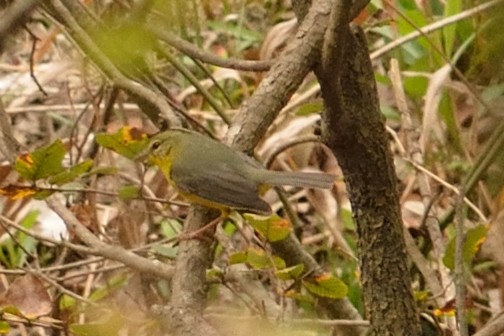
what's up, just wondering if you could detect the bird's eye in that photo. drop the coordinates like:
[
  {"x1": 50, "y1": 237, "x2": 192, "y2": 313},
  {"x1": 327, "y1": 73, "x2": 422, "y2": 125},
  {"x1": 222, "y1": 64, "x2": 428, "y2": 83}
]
[{"x1": 151, "y1": 140, "x2": 161, "y2": 151}]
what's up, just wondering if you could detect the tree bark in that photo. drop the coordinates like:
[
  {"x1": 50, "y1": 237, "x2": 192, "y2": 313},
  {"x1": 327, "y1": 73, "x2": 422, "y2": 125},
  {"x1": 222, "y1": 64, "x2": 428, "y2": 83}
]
[{"x1": 316, "y1": 26, "x2": 422, "y2": 336}]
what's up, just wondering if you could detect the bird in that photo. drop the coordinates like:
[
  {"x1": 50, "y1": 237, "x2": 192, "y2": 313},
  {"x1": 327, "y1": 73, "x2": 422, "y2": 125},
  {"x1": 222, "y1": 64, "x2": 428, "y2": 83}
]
[{"x1": 136, "y1": 128, "x2": 336, "y2": 216}]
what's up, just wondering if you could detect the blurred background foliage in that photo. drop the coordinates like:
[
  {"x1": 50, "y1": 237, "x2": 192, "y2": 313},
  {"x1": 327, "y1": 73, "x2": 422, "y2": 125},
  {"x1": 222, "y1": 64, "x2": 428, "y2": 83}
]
[{"x1": 0, "y1": 0, "x2": 503, "y2": 334}]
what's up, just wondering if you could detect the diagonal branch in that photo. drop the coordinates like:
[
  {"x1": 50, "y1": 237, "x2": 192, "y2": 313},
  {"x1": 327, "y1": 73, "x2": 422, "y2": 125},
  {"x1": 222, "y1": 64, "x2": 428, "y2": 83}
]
[
  {"x1": 43, "y1": 0, "x2": 181, "y2": 128},
  {"x1": 0, "y1": 0, "x2": 40, "y2": 53},
  {"x1": 227, "y1": 0, "x2": 332, "y2": 152},
  {"x1": 46, "y1": 197, "x2": 175, "y2": 281}
]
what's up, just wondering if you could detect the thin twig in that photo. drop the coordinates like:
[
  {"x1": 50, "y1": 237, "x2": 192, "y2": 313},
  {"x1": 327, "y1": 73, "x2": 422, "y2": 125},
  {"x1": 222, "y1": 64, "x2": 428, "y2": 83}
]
[
  {"x1": 473, "y1": 311, "x2": 504, "y2": 336},
  {"x1": 6, "y1": 103, "x2": 140, "y2": 114},
  {"x1": 205, "y1": 313, "x2": 370, "y2": 327},
  {"x1": 158, "y1": 45, "x2": 231, "y2": 124},
  {"x1": 455, "y1": 186, "x2": 469, "y2": 336},
  {"x1": 0, "y1": 215, "x2": 94, "y2": 254},
  {"x1": 1, "y1": 315, "x2": 64, "y2": 330},
  {"x1": 370, "y1": 0, "x2": 504, "y2": 60},
  {"x1": 46, "y1": 197, "x2": 175, "y2": 280},
  {"x1": 405, "y1": 159, "x2": 487, "y2": 222},
  {"x1": 24, "y1": 28, "x2": 49, "y2": 96},
  {"x1": 150, "y1": 26, "x2": 273, "y2": 72},
  {"x1": 385, "y1": 122, "x2": 487, "y2": 223},
  {"x1": 24, "y1": 269, "x2": 96, "y2": 306}
]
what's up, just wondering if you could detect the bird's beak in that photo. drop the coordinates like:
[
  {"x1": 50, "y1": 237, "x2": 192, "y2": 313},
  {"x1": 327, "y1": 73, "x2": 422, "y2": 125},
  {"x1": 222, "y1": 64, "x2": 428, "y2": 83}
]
[{"x1": 133, "y1": 148, "x2": 149, "y2": 162}]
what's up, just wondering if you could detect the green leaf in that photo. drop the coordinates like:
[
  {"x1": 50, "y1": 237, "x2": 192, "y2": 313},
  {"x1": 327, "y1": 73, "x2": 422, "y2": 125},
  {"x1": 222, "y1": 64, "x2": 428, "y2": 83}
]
[
  {"x1": 403, "y1": 74, "x2": 429, "y2": 99},
  {"x1": 369, "y1": 25, "x2": 394, "y2": 40},
  {"x1": 48, "y1": 159, "x2": 94, "y2": 185},
  {"x1": 207, "y1": 21, "x2": 262, "y2": 51},
  {"x1": 245, "y1": 214, "x2": 291, "y2": 242},
  {"x1": 380, "y1": 105, "x2": 401, "y2": 122},
  {"x1": 59, "y1": 294, "x2": 76, "y2": 310},
  {"x1": 16, "y1": 211, "x2": 39, "y2": 267},
  {"x1": 296, "y1": 102, "x2": 324, "y2": 116},
  {"x1": 443, "y1": 0, "x2": 462, "y2": 56},
  {"x1": 70, "y1": 311, "x2": 124, "y2": 336},
  {"x1": 443, "y1": 224, "x2": 488, "y2": 270},
  {"x1": 284, "y1": 290, "x2": 315, "y2": 304},
  {"x1": 33, "y1": 189, "x2": 55, "y2": 200},
  {"x1": 160, "y1": 219, "x2": 182, "y2": 239},
  {"x1": 473, "y1": 260, "x2": 496, "y2": 273},
  {"x1": 0, "y1": 320, "x2": 10, "y2": 333},
  {"x1": 90, "y1": 24, "x2": 155, "y2": 77},
  {"x1": 414, "y1": 290, "x2": 430, "y2": 302},
  {"x1": 275, "y1": 264, "x2": 305, "y2": 280},
  {"x1": 19, "y1": 215, "x2": 38, "y2": 234},
  {"x1": 206, "y1": 268, "x2": 224, "y2": 282},
  {"x1": 88, "y1": 166, "x2": 119, "y2": 176},
  {"x1": 118, "y1": 185, "x2": 141, "y2": 200},
  {"x1": 151, "y1": 244, "x2": 178, "y2": 259},
  {"x1": 95, "y1": 126, "x2": 149, "y2": 160},
  {"x1": 246, "y1": 249, "x2": 269, "y2": 269},
  {"x1": 0, "y1": 211, "x2": 41, "y2": 267},
  {"x1": 15, "y1": 140, "x2": 66, "y2": 181},
  {"x1": 397, "y1": 10, "x2": 428, "y2": 64},
  {"x1": 397, "y1": 0, "x2": 418, "y2": 10},
  {"x1": 246, "y1": 248, "x2": 286, "y2": 270},
  {"x1": 438, "y1": 92, "x2": 462, "y2": 153},
  {"x1": 0, "y1": 305, "x2": 23, "y2": 317},
  {"x1": 340, "y1": 208, "x2": 355, "y2": 230},
  {"x1": 89, "y1": 274, "x2": 128, "y2": 302},
  {"x1": 302, "y1": 273, "x2": 348, "y2": 299},
  {"x1": 229, "y1": 251, "x2": 247, "y2": 264}
]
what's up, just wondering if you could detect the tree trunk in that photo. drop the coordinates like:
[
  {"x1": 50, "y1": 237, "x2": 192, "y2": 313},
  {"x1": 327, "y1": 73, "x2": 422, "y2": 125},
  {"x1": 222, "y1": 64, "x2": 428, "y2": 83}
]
[{"x1": 317, "y1": 26, "x2": 422, "y2": 336}]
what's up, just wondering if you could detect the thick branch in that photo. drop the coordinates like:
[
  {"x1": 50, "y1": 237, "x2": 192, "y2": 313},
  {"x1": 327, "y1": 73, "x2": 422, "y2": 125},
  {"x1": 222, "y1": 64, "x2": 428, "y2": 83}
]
[
  {"x1": 0, "y1": 0, "x2": 39, "y2": 53},
  {"x1": 162, "y1": 205, "x2": 221, "y2": 334},
  {"x1": 170, "y1": 206, "x2": 220, "y2": 309},
  {"x1": 225, "y1": 0, "x2": 368, "y2": 333},
  {"x1": 152, "y1": 305, "x2": 221, "y2": 336},
  {"x1": 0, "y1": 98, "x2": 22, "y2": 162},
  {"x1": 228, "y1": 0, "x2": 332, "y2": 152},
  {"x1": 316, "y1": 26, "x2": 422, "y2": 335}
]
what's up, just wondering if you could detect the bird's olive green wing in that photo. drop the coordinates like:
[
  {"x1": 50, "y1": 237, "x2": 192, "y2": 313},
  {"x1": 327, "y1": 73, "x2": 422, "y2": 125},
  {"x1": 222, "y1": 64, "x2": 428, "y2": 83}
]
[{"x1": 170, "y1": 165, "x2": 272, "y2": 215}]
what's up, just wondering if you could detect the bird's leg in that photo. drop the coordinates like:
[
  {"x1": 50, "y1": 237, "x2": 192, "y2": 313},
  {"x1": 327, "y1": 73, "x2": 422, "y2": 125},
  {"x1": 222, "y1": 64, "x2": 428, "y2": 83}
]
[{"x1": 177, "y1": 211, "x2": 227, "y2": 242}]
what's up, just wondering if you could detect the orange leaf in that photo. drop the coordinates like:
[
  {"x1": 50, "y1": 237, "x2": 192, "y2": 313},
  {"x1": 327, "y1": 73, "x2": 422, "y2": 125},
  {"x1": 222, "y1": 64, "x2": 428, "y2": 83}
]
[
  {"x1": 0, "y1": 185, "x2": 37, "y2": 200},
  {"x1": 314, "y1": 273, "x2": 332, "y2": 282},
  {"x1": 121, "y1": 126, "x2": 146, "y2": 143},
  {"x1": 17, "y1": 153, "x2": 34, "y2": 166}
]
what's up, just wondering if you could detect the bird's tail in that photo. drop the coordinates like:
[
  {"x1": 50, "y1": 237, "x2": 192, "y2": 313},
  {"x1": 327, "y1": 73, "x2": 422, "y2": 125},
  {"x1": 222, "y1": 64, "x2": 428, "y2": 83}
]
[{"x1": 261, "y1": 170, "x2": 336, "y2": 189}]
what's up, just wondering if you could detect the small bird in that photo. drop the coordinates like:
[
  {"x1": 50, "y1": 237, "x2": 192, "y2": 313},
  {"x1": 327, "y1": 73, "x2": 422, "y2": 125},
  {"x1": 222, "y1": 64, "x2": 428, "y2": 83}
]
[{"x1": 137, "y1": 129, "x2": 335, "y2": 215}]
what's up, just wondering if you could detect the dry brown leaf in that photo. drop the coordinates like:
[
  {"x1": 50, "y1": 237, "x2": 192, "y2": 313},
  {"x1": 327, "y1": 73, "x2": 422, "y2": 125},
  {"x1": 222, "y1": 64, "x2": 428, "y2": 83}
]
[
  {"x1": 420, "y1": 64, "x2": 452, "y2": 152},
  {"x1": 481, "y1": 209, "x2": 504, "y2": 266},
  {"x1": 0, "y1": 274, "x2": 52, "y2": 318},
  {"x1": 259, "y1": 18, "x2": 297, "y2": 61}
]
